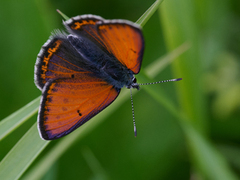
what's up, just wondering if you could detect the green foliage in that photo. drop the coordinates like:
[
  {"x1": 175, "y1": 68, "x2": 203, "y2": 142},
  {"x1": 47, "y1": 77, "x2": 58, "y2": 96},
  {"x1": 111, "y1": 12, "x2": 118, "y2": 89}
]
[{"x1": 1, "y1": 0, "x2": 240, "y2": 179}]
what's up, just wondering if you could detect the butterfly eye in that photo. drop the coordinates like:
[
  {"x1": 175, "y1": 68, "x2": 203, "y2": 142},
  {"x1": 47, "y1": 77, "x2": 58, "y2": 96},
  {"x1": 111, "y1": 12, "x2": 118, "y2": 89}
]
[{"x1": 132, "y1": 77, "x2": 137, "y2": 83}]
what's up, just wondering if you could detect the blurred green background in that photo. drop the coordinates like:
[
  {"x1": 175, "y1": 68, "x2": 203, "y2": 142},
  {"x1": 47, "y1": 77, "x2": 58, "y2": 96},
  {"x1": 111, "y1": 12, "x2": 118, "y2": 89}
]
[{"x1": 1, "y1": 0, "x2": 240, "y2": 179}]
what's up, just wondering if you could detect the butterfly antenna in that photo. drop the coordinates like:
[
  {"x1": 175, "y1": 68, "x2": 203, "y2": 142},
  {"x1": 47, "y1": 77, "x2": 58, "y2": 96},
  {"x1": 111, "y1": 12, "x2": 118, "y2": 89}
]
[
  {"x1": 138, "y1": 78, "x2": 182, "y2": 86},
  {"x1": 130, "y1": 88, "x2": 137, "y2": 137}
]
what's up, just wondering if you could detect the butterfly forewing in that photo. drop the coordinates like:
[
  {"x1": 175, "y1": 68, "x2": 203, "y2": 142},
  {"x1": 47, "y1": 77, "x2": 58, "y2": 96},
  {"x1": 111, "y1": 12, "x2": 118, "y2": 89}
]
[
  {"x1": 97, "y1": 22, "x2": 144, "y2": 74},
  {"x1": 64, "y1": 15, "x2": 110, "y2": 51},
  {"x1": 64, "y1": 15, "x2": 144, "y2": 74},
  {"x1": 35, "y1": 36, "x2": 86, "y2": 90},
  {"x1": 38, "y1": 74, "x2": 120, "y2": 140}
]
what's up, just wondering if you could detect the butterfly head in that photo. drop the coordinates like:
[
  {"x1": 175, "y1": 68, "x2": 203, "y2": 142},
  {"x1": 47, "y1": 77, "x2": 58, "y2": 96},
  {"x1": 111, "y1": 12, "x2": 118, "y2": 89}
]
[{"x1": 126, "y1": 76, "x2": 140, "y2": 90}]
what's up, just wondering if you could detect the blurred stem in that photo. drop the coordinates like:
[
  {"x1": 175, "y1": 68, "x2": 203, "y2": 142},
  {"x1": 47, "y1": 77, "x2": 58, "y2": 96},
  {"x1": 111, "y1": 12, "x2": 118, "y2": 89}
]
[
  {"x1": 158, "y1": 0, "x2": 235, "y2": 179},
  {"x1": 159, "y1": 0, "x2": 208, "y2": 135}
]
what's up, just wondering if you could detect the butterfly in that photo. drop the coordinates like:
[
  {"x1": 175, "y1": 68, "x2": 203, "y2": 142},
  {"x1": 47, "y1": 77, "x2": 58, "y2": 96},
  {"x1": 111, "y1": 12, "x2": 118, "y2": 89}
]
[
  {"x1": 35, "y1": 14, "x2": 181, "y2": 140},
  {"x1": 35, "y1": 14, "x2": 144, "y2": 140}
]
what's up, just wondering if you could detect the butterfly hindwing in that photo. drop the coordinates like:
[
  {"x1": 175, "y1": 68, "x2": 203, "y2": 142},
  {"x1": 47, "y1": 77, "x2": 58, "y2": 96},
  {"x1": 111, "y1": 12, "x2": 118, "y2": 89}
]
[{"x1": 38, "y1": 73, "x2": 120, "y2": 140}]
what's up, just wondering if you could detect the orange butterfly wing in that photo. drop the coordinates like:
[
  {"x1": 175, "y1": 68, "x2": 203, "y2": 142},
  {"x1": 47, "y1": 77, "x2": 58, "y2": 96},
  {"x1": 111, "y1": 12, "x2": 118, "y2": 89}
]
[
  {"x1": 64, "y1": 15, "x2": 144, "y2": 74},
  {"x1": 64, "y1": 15, "x2": 109, "y2": 51},
  {"x1": 97, "y1": 22, "x2": 144, "y2": 74},
  {"x1": 35, "y1": 36, "x2": 87, "y2": 90},
  {"x1": 38, "y1": 73, "x2": 120, "y2": 140}
]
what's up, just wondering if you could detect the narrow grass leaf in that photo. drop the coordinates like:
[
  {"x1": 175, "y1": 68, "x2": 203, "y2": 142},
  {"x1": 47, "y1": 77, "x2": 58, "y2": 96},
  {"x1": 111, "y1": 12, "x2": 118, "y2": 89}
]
[
  {"x1": 56, "y1": 9, "x2": 70, "y2": 20},
  {"x1": 183, "y1": 122, "x2": 238, "y2": 180},
  {"x1": 145, "y1": 41, "x2": 190, "y2": 78},
  {"x1": 0, "y1": 96, "x2": 40, "y2": 141},
  {"x1": 159, "y1": 0, "x2": 208, "y2": 133},
  {"x1": 0, "y1": 123, "x2": 49, "y2": 180},
  {"x1": 136, "y1": 0, "x2": 164, "y2": 27}
]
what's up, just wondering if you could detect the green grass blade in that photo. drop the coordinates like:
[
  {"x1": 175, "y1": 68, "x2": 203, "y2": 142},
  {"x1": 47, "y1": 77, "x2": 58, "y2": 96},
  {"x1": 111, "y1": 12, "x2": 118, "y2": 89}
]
[
  {"x1": 183, "y1": 123, "x2": 238, "y2": 180},
  {"x1": 145, "y1": 41, "x2": 190, "y2": 78},
  {"x1": 136, "y1": 0, "x2": 164, "y2": 27},
  {"x1": 0, "y1": 96, "x2": 40, "y2": 141},
  {"x1": 159, "y1": 0, "x2": 208, "y2": 134},
  {"x1": 0, "y1": 122, "x2": 49, "y2": 180},
  {"x1": 56, "y1": 9, "x2": 70, "y2": 20},
  {"x1": 157, "y1": 0, "x2": 238, "y2": 179}
]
